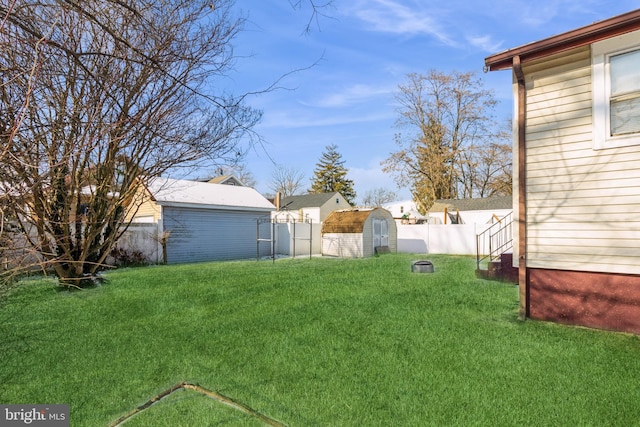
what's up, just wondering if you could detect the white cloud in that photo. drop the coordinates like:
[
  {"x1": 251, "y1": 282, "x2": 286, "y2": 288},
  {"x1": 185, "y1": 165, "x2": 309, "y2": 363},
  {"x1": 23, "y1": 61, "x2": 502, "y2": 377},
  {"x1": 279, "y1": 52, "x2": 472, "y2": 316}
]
[
  {"x1": 259, "y1": 109, "x2": 394, "y2": 129},
  {"x1": 518, "y1": 3, "x2": 563, "y2": 27},
  {"x1": 347, "y1": 0, "x2": 458, "y2": 46},
  {"x1": 492, "y1": 0, "x2": 601, "y2": 29},
  {"x1": 467, "y1": 34, "x2": 504, "y2": 53},
  {"x1": 307, "y1": 83, "x2": 396, "y2": 108}
]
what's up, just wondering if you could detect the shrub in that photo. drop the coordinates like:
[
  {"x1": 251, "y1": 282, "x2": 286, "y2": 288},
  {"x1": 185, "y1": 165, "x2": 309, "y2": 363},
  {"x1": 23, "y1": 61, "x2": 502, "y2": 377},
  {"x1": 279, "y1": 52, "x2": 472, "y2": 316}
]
[{"x1": 109, "y1": 247, "x2": 149, "y2": 268}]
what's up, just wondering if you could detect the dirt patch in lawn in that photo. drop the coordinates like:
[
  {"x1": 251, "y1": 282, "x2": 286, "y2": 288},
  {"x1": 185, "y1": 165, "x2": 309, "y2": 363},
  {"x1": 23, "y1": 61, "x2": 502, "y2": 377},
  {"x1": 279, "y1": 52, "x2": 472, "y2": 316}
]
[{"x1": 108, "y1": 381, "x2": 286, "y2": 427}]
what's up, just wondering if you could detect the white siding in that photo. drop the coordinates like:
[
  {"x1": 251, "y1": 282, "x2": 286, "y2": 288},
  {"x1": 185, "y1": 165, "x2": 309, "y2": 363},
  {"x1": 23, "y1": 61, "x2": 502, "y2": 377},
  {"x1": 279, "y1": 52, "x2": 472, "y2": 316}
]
[
  {"x1": 320, "y1": 196, "x2": 351, "y2": 222},
  {"x1": 322, "y1": 233, "x2": 363, "y2": 257},
  {"x1": 524, "y1": 46, "x2": 640, "y2": 275},
  {"x1": 363, "y1": 218, "x2": 374, "y2": 258}
]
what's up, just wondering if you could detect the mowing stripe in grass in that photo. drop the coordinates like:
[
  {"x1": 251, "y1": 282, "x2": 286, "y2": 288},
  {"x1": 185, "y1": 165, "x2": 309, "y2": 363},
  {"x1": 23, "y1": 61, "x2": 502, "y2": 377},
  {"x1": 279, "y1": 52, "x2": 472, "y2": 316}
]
[
  {"x1": 108, "y1": 381, "x2": 287, "y2": 427},
  {"x1": 4, "y1": 255, "x2": 640, "y2": 425}
]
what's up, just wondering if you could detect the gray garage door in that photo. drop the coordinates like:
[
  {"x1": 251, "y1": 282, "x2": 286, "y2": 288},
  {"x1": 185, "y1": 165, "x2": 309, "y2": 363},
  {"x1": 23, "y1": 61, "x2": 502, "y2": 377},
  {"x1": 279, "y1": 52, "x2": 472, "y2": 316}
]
[{"x1": 162, "y1": 206, "x2": 272, "y2": 264}]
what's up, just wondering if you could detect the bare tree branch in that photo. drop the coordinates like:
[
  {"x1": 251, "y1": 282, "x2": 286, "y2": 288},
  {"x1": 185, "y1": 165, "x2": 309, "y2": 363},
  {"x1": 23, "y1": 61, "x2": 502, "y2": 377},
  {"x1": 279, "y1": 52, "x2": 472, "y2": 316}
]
[
  {"x1": 361, "y1": 188, "x2": 397, "y2": 208},
  {"x1": 382, "y1": 70, "x2": 510, "y2": 213},
  {"x1": 270, "y1": 165, "x2": 306, "y2": 198},
  {"x1": 289, "y1": 0, "x2": 334, "y2": 33},
  {"x1": 1, "y1": 0, "x2": 260, "y2": 285}
]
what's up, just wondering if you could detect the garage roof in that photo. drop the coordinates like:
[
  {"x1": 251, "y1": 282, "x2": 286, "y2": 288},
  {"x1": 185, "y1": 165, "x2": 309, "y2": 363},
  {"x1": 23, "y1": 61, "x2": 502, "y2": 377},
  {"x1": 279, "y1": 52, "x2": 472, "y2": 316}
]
[{"x1": 147, "y1": 177, "x2": 275, "y2": 211}]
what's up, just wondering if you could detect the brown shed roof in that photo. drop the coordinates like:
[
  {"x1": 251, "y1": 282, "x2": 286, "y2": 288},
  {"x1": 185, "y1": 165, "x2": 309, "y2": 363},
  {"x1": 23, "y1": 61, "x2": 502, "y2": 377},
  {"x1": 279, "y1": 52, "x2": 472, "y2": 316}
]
[
  {"x1": 322, "y1": 208, "x2": 377, "y2": 233},
  {"x1": 485, "y1": 9, "x2": 640, "y2": 71}
]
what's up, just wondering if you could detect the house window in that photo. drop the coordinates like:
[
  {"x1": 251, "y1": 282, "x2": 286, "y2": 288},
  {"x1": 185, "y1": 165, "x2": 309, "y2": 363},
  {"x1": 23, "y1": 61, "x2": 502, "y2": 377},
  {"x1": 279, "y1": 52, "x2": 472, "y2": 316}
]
[
  {"x1": 592, "y1": 31, "x2": 640, "y2": 150},
  {"x1": 609, "y1": 49, "x2": 640, "y2": 136}
]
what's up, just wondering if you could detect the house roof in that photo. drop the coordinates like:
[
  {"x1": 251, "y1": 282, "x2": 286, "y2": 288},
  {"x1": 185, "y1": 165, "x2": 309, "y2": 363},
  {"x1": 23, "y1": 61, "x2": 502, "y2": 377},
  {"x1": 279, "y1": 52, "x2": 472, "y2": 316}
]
[
  {"x1": 207, "y1": 175, "x2": 245, "y2": 186},
  {"x1": 279, "y1": 192, "x2": 345, "y2": 210},
  {"x1": 322, "y1": 208, "x2": 377, "y2": 233},
  {"x1": 147, "y1": 177, "x2": 274, "y2": 211},
  {"x1": 485, "y1": 9, "x2": 640, "y2": 71},
  {"x1": 429, "y1": 195, "x2": 513, "y2": 212}
]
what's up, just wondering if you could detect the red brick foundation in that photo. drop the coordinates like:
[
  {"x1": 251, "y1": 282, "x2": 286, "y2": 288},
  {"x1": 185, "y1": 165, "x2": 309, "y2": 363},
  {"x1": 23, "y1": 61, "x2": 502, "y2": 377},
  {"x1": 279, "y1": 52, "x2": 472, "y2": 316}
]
[{"x1": 529, "y1": 268, "x2": 640, "y2": 334}]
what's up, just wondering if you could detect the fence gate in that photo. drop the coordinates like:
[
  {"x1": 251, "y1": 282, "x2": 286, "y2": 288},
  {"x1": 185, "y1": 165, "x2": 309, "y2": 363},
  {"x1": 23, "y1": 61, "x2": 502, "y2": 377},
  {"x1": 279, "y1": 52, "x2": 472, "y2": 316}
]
[
  {"x1": 257, "y1": 218, "x2": 276, "y2": 262},
  {"x1": 257, "y1": 218, "x2": 315, "y2": 261},
  {"x1": 289, "y1": 219, "x2": 313, "y2": 259}
]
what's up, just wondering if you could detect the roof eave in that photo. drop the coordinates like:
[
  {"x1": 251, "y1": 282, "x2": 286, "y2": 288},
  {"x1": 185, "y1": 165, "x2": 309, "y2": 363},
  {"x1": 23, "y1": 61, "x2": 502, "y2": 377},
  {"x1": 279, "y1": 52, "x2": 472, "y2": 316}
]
[
  {"x1": 157, "y1": 201, "x2": 275, "y2": 212},
  {"x1": 485, "y1": 9, "x2": 640, "y2": 71}
]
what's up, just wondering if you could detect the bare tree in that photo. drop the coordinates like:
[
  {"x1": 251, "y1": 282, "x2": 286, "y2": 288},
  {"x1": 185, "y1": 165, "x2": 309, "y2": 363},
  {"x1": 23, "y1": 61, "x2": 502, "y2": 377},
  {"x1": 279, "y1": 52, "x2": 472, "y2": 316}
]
[
  {"x1": 270, "y1": 165, "x2": 305, "y2": 198},
  {"x1": 382, "y1": 70, "x2": 502, "y2": 213},
  {"x1": 1, "y1": 0, "x2": 262, "y2": 285},
  {"x1": 361, "y1": 188, "x2": 397, "y2": 207},
  {"x1": 474, "y1": 141, "x2": 513, "y2": 197},
  {"x1": 458, "y1": 123, "x2": 512, "y2": 198}
]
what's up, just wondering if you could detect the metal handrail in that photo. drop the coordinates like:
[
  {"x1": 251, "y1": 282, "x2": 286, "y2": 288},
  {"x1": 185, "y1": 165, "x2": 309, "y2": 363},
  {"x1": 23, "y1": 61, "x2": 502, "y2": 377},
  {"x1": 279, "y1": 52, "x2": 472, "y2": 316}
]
[{"x1": 476, "y1": 212, "x2": 513, "y2": 270}]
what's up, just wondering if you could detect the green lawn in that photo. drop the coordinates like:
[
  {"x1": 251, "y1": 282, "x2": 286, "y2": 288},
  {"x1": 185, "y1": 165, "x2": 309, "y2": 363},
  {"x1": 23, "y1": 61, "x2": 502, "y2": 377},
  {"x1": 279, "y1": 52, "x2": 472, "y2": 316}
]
[{"x1": 1, "y1": 254, "x2": 639, "y2": 426}]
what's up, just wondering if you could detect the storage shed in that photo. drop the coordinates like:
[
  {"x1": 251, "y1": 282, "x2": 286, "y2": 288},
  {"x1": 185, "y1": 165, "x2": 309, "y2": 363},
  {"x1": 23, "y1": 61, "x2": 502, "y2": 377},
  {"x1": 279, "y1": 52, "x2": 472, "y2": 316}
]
[{"x1": 321, "y1": 207, "x2": 397, "y2": 258}]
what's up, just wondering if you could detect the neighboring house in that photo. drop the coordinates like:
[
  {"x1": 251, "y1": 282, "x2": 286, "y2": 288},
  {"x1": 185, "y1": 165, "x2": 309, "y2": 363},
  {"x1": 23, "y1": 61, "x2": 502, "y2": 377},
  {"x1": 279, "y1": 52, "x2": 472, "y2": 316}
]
[
  {"x1": 485, "y1": 9, "x2": 640, "y2": 334},
  {"x1": 273, "y1": 192, "x2": 351, "y2": 224},
  {"x1": 429, "y1": 196, "x2": 513, "y2": 225},
  {"x1": 266, "y1": 193, "x2": 350, "y2": 258},
  {"x1": 321, "y1": 207, "x2": 397, "y2": 258},
  {"x1": 132, "y1": 177, "x2": 275, "y2": 264},
  {"x1": 384, "y1": 200, "x2": 428, "y2": 224},
  {"x1": 385, "y1": 196, "x2": 512, "y2": 225},
  {"x1": 206, "y1": 175, "x2": 246, "y2": 186}
]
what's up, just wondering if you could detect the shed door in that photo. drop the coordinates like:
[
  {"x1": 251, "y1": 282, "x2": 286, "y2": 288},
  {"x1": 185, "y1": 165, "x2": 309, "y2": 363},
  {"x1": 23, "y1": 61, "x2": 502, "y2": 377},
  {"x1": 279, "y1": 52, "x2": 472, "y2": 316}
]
[{"x1": 373, "y1": 219, "x2": 389, "y2": 248}]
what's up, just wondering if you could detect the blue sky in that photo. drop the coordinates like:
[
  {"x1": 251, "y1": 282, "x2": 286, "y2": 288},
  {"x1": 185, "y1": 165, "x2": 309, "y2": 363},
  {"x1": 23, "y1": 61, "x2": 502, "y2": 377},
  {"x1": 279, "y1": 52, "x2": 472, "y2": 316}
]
[{"x1": 218, "y1": 1, "x2": 639, "y2": 202}]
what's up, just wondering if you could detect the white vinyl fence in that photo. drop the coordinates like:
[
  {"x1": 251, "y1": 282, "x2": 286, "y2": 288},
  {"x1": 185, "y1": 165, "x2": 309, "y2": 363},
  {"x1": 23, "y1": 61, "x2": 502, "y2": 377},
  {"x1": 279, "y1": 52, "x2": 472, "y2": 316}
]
[
  {"x1": 1, "y1": 222, "x2": 163, "y2": 270},
  {"x1": 274, "y1": 222, "x2": 321, "y2": 257},
  {"x1": 111, "y1": 223, "x2": 163, "y2": 265},
  {"x1": 396, "y1": 223, "x2": 493, "y2": 255},
  {"x1": 121, "y1": 219, "x2": 491, "y2": 263}
]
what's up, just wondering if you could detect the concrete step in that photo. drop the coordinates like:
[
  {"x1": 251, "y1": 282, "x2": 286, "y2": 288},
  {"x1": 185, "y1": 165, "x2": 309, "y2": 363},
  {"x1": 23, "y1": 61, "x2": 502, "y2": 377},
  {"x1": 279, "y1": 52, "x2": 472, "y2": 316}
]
[{"x1": 476, "y1": 253, "x2": 518, "y2": 284}]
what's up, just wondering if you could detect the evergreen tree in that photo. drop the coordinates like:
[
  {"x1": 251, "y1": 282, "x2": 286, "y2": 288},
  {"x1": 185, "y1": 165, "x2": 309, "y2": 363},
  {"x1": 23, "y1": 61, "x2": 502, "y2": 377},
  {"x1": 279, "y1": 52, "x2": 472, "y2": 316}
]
[{"x1": 309, "y1": 144, "x2": 357, "y2": 204}]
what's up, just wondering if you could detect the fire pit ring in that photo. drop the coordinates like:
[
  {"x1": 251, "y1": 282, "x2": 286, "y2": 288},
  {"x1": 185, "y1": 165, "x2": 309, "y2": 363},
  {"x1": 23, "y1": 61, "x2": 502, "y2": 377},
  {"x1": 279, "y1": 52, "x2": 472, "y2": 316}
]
[{"x1": 411, "y1": 260, "x2": 434, "y2": 273}]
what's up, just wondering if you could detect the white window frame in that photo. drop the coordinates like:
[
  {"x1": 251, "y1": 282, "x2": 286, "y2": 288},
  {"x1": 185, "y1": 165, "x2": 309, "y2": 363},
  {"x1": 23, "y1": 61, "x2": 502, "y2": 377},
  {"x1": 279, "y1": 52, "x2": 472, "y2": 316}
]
[{"x1": 592, "y1": 30, "x2": 640, "y2": 150}]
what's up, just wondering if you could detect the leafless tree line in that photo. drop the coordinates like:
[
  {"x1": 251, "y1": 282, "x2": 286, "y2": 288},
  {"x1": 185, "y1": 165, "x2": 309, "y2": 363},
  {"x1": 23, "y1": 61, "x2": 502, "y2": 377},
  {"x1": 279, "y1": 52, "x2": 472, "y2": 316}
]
[{"x1": 383, "y1": 70, "x2": 512, "y2": 213}]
